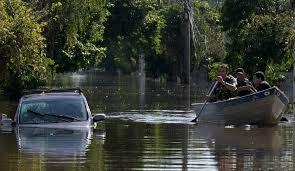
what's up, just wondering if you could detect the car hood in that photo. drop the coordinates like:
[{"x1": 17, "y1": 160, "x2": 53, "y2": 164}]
[{"x1": 17, "y1": 120, "x2": 93, "y2": 129}]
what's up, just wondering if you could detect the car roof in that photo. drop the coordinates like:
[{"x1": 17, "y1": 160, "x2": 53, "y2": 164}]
[
  {"x1": 20, "y1": 88, "x2": 85, "y2": 102},
  {"x1": 21, "y1": 93, "x2": 85, "y2": 102}
]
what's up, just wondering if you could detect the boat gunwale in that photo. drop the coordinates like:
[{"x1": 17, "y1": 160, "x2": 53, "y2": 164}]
[
  {"x1": 191, "y1": 86, "x2": 289, "y2": 125},
  {"x1": 191, "y1": 86, "x2": 289, "y2": 107}
]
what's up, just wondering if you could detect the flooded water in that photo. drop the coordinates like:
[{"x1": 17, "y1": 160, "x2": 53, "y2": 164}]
[{"x1": 0, "y1": 71, "x2": 294, "y2": 171}]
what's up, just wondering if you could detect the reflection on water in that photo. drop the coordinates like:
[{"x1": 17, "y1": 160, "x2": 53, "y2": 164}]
[
  {"x1": 194, "y1": 124, "x2": 292, "y2": 171},
  {"x1": 47, "y1": 71, "x2": 207, "y2": 113},
  {"x1": 17, "y1": 127, "x2": 93, "y2": 156},
  {"x1": 0, "y1": 71, "x2": 294, "y2": 170},
  {"x1": 1, "y1": 121, "x2": 293, "y2": 171},
  {"x1": 102, "y1": 120, "x2": 293, "y2": 170},
  {"x1": 0, "y1": 126, "x2": 105, "y2": 171}
]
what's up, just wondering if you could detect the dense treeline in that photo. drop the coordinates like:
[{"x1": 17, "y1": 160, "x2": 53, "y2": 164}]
[
  {"x1": 26, "y1": 0, "x2": 108, "y2": 72},
  {"x1": 103, "y1": 0, "x2": 224, "y2": 82},
  {"x1": 0, "y1": 0, "x2": 293, "y2": 93},
  {"x1": 0, "y1": 0, "x2": 108, "y2": 93},
  {"x1": 221, "y1": 0, "x2": 294, "y2": 83}
]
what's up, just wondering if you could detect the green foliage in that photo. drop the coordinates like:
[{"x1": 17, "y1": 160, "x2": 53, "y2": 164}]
[
  {"x1": 104, "y1": 0, "x2": 225, "y2": 81},
  {"x1": 103, "y1": 0, "x2": 166, "y2": 74},
  {"x1": 266, "y1": 62, "x2": 287, "y2": 84},
  {"x1": 148, "y1": 4, "x2": 182, "y2": 79},
  {"x1": 191, "y1": 0, "x2": 225, "y2": 65},
  {"x1": 221, "y1": 0, "x2": 295, "y2": 83},
  {"x1": 208, "y1": 62, "x2": 221, "y2": 80},
  {"x1": 62, "y1": 41, "x2": 106, "y2": 71},
  {"x1": 0, "y1": 0, "x2": 54, "y2": 93},
  {"x1": 108, "y1": 36, "x2": 137, "y2": 73},
  {"x1": 27, "y1": 0, "x2": 109, "y2": 72}
]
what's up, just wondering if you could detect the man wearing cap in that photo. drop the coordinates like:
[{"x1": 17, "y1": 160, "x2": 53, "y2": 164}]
[{"x1": 235, "y1": 68, "x2": 256, "y2": 96}]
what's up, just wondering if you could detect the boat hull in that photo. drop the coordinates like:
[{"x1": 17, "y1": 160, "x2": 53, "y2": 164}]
[{"x1": 191, "y1": 87, "x2": 289, "y2": 125}]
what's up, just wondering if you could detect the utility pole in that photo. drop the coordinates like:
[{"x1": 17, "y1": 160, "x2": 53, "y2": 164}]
[{"x1": 183, "y1": 0, "x2": 190, "y2": 84}]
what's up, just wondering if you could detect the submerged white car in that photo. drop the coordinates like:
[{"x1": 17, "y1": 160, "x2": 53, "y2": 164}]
[{"x1": 1, "y1": 88, "x2": 105, "y2": 128}]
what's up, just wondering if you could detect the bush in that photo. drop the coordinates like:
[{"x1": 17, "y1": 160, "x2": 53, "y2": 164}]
[{"x1": 0, "y1": 0, "x2": 54, "y2": 94}]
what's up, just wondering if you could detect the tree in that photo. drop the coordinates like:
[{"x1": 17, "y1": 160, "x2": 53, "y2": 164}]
[
  {"x1": 191, "y1": 0, "x2": 225, "y2": 68},
  {"x1": 0, "y1": 0, "x2": 53, "y2": 93},
  {"x1": 103, "y1": 0, "x2": 166, "y2": 75},
  {"x1": 103, "y1": 0, "x2": 225, "y2": 82},
  {"x1": 221, "y1": 0, "x2": 295, "y2": 83},
  {"x1": 26, "y1": 0, "x2": 109, "y2": 72}
]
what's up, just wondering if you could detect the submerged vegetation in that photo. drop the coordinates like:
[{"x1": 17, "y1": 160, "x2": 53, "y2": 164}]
[{"x1": 0, "y1": 0, "x2": 293, "y2": 92}]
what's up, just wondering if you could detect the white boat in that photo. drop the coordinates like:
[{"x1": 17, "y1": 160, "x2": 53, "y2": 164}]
[{"x1": 191, "y1": 86, "x2": 289, "y2": 125}]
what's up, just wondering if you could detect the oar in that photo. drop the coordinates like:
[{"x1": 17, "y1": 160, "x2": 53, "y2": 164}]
[{"x1": 191, "y1": 81, "x2": 218, "y2": 122}]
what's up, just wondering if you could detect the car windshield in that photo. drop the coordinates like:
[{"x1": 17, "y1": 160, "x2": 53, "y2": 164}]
[{"x1": 19, "y1": 97, "x2": 88, "y2": 124}]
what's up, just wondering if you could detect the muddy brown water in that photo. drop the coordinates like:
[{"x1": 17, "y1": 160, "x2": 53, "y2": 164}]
[{"x1": 0, "y1": 71, "x2": 294, "y2": 171}]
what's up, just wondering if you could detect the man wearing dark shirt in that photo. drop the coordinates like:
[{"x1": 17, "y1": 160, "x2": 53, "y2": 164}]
[
  {"x1": 235, "y1": 68, "x2": 256, "y2": 96},
  {"x1": 253, "y1": 71, "x2": 271, "y2": 91}
]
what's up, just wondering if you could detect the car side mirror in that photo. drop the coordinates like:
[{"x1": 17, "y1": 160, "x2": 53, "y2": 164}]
[
  {"x1": 0, "y1": 114, "x2": 14, "y2": 126},
  {"x1": 92, "y1": 114, "x2": 106, "y2": 122}
]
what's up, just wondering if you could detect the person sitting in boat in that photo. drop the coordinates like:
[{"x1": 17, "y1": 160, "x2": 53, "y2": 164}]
[
  {"x1": 209, "y1": 64, "x2": 237, "y2": 102},
  {"x1": 253, "y1": 71, "x2": 271, "y2": 91},
  {"x1": 234, "y1": 68, "x2": 256, "y2": 96}
]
